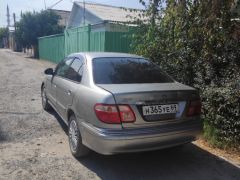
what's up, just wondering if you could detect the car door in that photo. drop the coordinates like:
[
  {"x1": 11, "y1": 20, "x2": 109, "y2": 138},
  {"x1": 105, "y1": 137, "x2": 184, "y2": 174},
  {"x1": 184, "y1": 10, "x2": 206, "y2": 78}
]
[
  {"x1": 55, "y1": 57, "x2": 84, "y2": 120},
  {"x1": 45, "y1": 60, "x2": 68, "y2": 108}
]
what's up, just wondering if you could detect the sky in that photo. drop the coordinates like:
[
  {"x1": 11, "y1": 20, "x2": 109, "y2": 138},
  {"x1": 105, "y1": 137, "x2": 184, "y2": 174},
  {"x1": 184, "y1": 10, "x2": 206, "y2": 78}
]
[{"x1": 0, "y1": 0, "x2": 145, "y2": 27}]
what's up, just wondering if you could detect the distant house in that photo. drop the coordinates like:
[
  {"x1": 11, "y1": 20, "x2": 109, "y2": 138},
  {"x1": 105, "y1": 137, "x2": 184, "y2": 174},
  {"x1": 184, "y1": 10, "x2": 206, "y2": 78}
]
[
  {"x1": 67, "y1": 2, "x2": 141, "y2": 29},
  {"x1": 51, "y1": 9, "x2": 71, "y2": 27}
]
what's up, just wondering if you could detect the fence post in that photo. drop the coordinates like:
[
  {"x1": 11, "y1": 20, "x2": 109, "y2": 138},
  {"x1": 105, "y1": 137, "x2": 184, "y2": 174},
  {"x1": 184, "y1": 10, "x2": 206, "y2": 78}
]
[
  {"x1": 88, "y1": 24, "x2": 91, "y2": 51},
  {"x1": 64, "y1": 29, "x2": 67, "y2": 57}
]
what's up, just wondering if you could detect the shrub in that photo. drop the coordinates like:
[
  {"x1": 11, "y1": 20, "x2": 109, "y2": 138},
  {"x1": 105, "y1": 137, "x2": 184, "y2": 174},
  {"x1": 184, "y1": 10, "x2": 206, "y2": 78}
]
[
  {"x1": 132, "y1": 0, "x2": 240, "y2": 149},
  {"x1": 202, "y1": 85, "x2": 240, "y2": 149}
]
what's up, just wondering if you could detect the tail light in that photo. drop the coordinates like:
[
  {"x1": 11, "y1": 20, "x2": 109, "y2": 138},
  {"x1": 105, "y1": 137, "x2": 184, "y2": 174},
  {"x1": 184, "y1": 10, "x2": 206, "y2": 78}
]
[
  {"x1": 187, "y1": 100, "x2": 202, "y2": 117},
  {"x1": 94, "y1": 104, "x2": 121, "y2": 124},
  {"x1": 118, "y1": 105, "x2": 135, "y2": 123},
  {"x1": 94, "y1": 104, "x2": 135, "y2": 124}
]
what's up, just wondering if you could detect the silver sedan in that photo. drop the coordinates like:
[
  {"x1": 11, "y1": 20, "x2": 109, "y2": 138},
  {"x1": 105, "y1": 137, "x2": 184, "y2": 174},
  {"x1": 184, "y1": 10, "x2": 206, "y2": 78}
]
[{"x1": 41, "y1": 52, "x2": 202, "y2": 157}]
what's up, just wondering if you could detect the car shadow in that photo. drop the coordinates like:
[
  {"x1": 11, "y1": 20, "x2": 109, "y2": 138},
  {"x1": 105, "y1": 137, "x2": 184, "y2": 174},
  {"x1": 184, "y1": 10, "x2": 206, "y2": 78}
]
[
  {"x1": 49, "y1": 109, "x2": 240, "y2": 180},
  {"x1": 78, "y1": 145, "x2": 240, "y2": 180}
]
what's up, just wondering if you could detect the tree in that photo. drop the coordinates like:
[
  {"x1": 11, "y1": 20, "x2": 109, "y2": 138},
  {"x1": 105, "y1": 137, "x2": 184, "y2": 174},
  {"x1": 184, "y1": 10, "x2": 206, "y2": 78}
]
[
  {"x1": 16, "y1": 10, "x2": 64, "y2": 58},
  {"x1": 132, "y1": 0, "x2": 240, "y2": 149},
  {"x1": 0, "y1": 27, "x2": 8, "y2": 48}
]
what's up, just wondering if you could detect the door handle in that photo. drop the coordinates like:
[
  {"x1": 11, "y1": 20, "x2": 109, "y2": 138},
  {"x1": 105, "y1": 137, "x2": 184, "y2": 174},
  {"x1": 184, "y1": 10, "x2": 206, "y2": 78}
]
[{"x1": 67, "y1": 90, "x2": 71, "y2": 96}]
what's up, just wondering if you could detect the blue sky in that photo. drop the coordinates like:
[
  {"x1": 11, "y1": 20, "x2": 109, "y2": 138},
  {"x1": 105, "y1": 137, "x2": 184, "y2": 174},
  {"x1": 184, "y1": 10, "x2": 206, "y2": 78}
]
[{"x1": 0, "y1": 0, "x2": 145, "y2": 27}]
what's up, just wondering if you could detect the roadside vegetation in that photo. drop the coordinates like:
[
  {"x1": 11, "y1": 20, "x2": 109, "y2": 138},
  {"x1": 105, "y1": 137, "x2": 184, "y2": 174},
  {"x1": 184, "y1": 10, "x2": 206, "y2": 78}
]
[
  {"x1": 15, "y1": 10, "x2": 64, "y2": 58},
  {"x1": 0, "y1": 27, "x2": 8, "y2": 48},
  {"x1": 132, "y1": 0, "x2": 240, "y2": 150}
]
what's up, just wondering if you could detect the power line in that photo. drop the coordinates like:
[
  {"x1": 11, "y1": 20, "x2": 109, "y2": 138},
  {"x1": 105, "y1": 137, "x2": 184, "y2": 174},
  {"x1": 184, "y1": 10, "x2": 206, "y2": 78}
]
[
  {"x1": 48, "y1": 0, "x2": 65, "y2": 9},
  {"x1": 44, "y1": 0, "x2": 47, "y2": 10}
]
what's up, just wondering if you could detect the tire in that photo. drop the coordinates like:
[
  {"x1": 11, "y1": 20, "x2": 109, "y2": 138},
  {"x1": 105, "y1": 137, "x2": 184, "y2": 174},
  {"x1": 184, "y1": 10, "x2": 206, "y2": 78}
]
[
  {"x1": 68, "y1": 115, "x2": 90, "y2": 158},
  {"x1": 41, "y1": 86, "x2": 51, "y2": 111}
]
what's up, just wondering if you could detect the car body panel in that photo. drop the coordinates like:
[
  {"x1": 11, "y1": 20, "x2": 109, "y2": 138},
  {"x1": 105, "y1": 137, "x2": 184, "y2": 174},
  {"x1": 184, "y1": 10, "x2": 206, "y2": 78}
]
[
  {"x1": 45, "y1": 76, "x2": 57, "y2": 107},
  {"x1": 80, "y1": 119, "x2": 202, "y2": 155},
  {"x1": 72, "y1": 84, "x2": 122, "y2": 129},
  {"x1": 54, "y1": 76, "x2": 76, "y2": 119}
]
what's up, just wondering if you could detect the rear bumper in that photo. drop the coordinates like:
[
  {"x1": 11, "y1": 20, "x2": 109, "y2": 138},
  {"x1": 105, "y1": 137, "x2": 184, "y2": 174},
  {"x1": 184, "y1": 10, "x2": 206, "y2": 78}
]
[{"x1": 80, "y1": 120, "x2": 203, "y2": 155}]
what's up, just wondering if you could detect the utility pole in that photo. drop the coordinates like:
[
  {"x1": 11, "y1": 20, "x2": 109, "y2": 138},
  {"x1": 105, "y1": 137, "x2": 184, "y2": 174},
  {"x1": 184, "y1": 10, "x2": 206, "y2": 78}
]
[
  {"x1": 44, "y1": 0, "x2": 47, "y2": 10},
  {"x1": 13, "y1": 13, "x2": 16, "y2": 32},
  {"x1": 83, "y1": 0, "x2": 86, "y2": 25},
  {"x1": 6, "y1": 5, "x2": 10, "y2": 48},
  {"x1": 6, "y1": 5, "x2": 10, "y2": 28},
  {"x1": 13, "y1": 13, "x2": 16, "y2": 51}
]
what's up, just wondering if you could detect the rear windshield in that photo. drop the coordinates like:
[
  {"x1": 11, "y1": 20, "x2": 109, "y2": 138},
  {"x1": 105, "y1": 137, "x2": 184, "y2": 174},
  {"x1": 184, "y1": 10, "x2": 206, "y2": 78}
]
[{"x1": 92, "y1": 57, "x2": 174, "y2": 84}]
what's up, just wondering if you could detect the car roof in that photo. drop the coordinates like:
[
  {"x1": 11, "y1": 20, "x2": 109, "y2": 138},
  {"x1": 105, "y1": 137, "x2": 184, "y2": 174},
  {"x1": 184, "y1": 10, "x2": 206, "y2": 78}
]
[{"x1": 70, "y1": 52, "x2": 144, "y2": 60}]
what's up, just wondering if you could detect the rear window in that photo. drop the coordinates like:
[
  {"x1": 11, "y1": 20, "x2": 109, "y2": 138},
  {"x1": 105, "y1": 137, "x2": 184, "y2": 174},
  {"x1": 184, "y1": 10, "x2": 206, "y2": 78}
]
[{"x1": 92, "y1": 57, "x2": 174, "y2": 84}]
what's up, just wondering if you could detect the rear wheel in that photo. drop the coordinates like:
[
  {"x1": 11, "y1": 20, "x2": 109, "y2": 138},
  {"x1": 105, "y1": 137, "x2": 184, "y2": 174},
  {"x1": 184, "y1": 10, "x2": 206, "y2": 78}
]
[
  {"x1": 68, "y1": 115, "x2": 90, "y2": 158},
  {"x1": 41, "y1": 86, "x2": 51, "y2": 110}
]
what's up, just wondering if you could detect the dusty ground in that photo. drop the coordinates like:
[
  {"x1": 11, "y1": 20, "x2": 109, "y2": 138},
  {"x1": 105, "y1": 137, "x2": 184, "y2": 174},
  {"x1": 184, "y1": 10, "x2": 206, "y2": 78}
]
[{"x1": 0, "y1": 49, "x2": 239, "y2": 180}]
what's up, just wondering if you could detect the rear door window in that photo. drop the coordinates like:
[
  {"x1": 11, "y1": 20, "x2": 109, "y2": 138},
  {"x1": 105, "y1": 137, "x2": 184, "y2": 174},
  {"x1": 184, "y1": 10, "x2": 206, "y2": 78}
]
[
  {"x1": 55, "y1": 58, "x2": 74, "y2": 78},
  {"x1": 66, "y1": 58, "x2": 84, "y2": 82},
  {"x1": 92, "y1": 57, "x2": 174, "y2": 84}
]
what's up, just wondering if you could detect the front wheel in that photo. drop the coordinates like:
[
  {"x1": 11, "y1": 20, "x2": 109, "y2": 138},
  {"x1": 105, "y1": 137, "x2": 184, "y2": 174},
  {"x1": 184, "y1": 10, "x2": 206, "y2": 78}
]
[{"x1": 68, "y1": 115, "x2": 90, "y2": 158}]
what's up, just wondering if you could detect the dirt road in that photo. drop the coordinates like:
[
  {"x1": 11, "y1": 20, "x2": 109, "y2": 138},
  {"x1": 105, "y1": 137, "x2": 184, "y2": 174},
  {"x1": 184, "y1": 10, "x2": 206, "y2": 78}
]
[{"x1": 0, "y1": 49, "x2": 239, "y2": 180}]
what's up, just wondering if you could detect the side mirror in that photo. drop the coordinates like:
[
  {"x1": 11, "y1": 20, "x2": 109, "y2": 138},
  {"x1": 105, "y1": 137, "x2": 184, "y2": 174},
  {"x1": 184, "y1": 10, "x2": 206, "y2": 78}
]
[{"x1": 44, "y1": 68, "x2": 54, "y2": 75}]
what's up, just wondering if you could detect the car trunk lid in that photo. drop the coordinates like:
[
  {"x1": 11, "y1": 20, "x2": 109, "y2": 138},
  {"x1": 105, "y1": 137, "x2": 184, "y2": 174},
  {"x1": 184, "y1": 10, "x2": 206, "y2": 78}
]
[{"x1": 97, "y1": 83, "x2": 199, "y2": 128}]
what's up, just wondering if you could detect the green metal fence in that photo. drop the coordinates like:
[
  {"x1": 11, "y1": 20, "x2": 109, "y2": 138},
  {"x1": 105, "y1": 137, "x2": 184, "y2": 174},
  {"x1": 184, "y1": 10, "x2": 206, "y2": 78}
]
[
  {"x1": 39, "y1": 33, "x2": 65, "y2": 63},
  {"x1": 38, "y1": 23, "x2": 136, "y2": 63}
]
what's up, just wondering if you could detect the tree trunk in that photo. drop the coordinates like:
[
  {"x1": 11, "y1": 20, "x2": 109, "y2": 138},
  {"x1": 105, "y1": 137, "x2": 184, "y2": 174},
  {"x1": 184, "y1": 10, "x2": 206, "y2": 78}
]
[{"x1": 32, "y1": 45, "x2": 39, "y2": 59}]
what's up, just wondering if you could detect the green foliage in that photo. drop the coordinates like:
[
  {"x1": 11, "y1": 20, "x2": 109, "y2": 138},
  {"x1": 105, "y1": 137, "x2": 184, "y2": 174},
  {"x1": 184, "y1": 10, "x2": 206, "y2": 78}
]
[
  {"x1": 202, "y1": 85, "x2": 240, "y2": 148},
  {"x1": 15, "y1": 10, "x2": 64, "y2": 57},
  {"x1": 0, "y1": 27, "x2": 8, "y2": 39},
  {"x1": 133, "y1": 0, "x2": 240, "y2": 149},
  {"x1": 0, "y1": 27, "x2": 8, "y2": 48}
]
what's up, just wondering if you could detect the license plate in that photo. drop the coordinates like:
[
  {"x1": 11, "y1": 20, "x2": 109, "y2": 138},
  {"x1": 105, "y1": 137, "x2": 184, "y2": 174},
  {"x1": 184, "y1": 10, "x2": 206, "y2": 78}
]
[{"x1": 142, "y1": 104, "x2": 179, "y2": 116}]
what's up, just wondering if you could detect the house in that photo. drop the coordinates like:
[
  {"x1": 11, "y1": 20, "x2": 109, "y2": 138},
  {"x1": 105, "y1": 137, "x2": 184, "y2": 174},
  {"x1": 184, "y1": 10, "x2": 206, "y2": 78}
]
[
  {"x1": 51, "y1": 9, "x2": 71, "y2": 27},
  {"x1": 67, "y1": 1, "x2": 142, "y2": 29}
]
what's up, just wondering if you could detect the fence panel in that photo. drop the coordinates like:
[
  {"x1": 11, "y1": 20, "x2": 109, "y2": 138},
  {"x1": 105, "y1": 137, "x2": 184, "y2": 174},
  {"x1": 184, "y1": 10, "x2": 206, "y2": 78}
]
[
  {"x1": 104, "y1": 24, "x2": 136, "y2": 53},
  {"x1": 90, "y1": 31, "x2": 106, "y2": 51},
  {"x1": 38, "y1": 34, "x2": 65, "y2": 63},
  {"x1": 65, "y1": 26, "x2": 90, "y2": 55}
]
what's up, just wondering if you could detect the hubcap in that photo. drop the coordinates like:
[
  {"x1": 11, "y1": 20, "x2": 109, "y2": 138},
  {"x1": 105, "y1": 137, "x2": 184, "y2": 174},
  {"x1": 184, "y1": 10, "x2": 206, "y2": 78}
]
[{"x1": 69, "y1": 120, "x2": 78, "y2": 151}]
